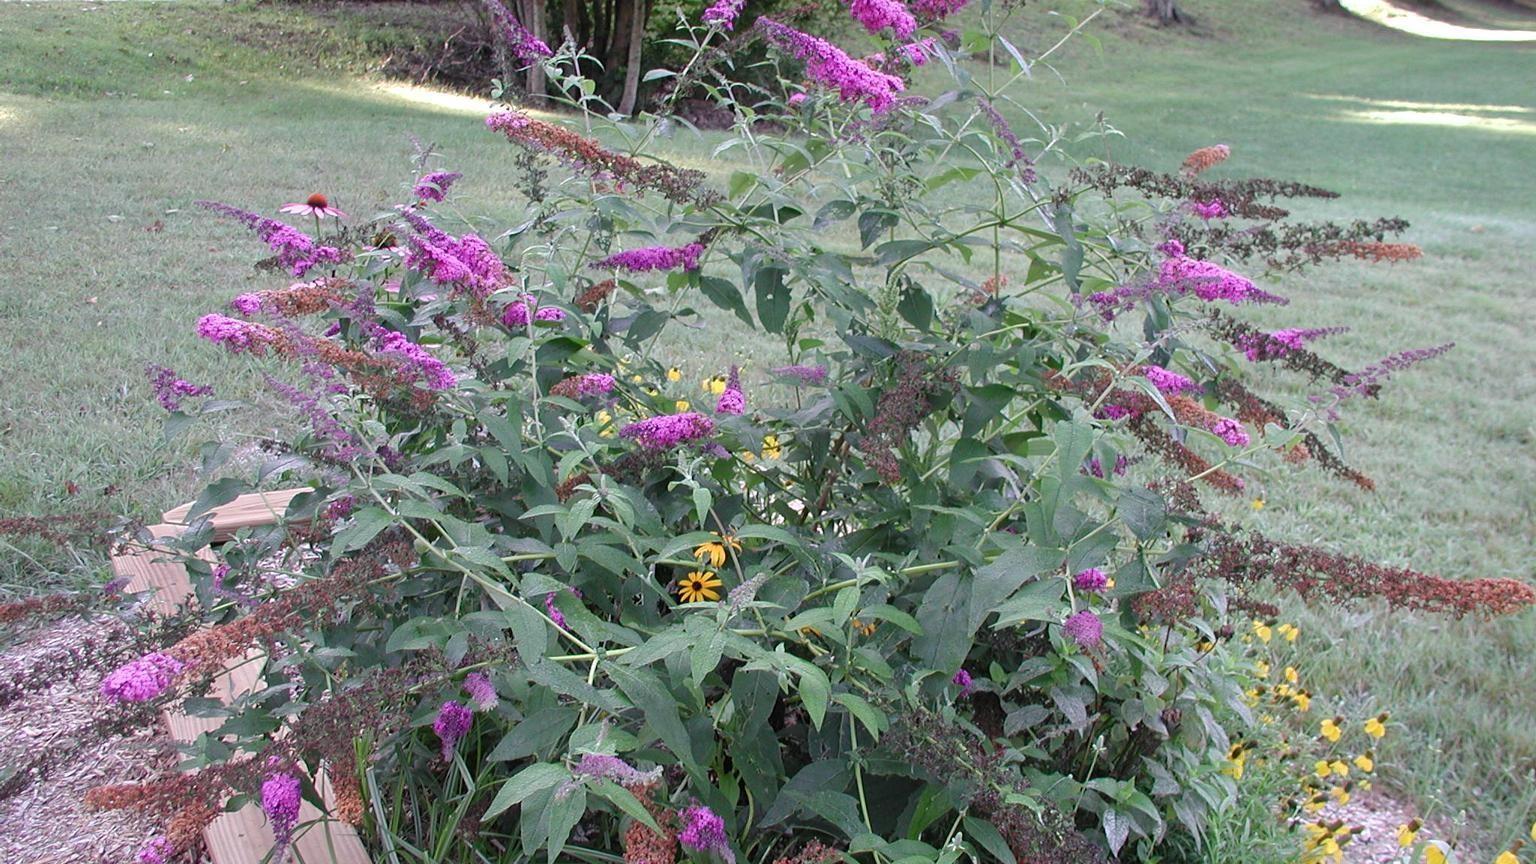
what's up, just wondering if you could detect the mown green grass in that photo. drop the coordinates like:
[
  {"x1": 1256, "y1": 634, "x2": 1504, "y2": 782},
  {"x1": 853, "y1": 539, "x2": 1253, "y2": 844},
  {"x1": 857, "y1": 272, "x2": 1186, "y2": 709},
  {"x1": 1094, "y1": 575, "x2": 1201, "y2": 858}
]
[{"x1": 1, "y1": 0, "x2": 1533, "y2": 853}]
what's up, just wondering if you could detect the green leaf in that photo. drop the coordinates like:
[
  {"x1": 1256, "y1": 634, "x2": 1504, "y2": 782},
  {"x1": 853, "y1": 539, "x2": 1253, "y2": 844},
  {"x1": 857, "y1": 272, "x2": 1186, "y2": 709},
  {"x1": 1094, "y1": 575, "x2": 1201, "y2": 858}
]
[
  {"x1": 971, "y1": 546, "x2": 1065, "y2": 630},
  {"x1": 813, "y1": 199, "x2": 856, "y2": 229},
  {"x1": 964, "y1": 817, "x2": 1018, "y2": 864},
  {"x1": 834, "y1": 693, "x2": 886, "y2": 737},
  {"x1": 485, "y1": 763, "x2": 569, "y2": 819},
  {"x1": 333, "y1": 506, "x2": 393, "y2": 554},
  {"x1": 1117, "y1": 487, "x2": 1167, "y2": 541},
  {"x1": 610, "y1": 666, "x2": 696, "y2": 770},
  {"x1": 912, "y1": 571, "x2": 971, "y2": 673},
  {"x1": 858, "y1": 210, "x2": 898, "y2": 249},
  {"x1": 489, "y1": 707, "x2": 578, "y2": 762},
  {"x1": 545, "y1": 785, "x2": 585, "y2": 862},
  {"x1": 698, "y1": 276, "x2": 755, "y2": 328},
  {"x1": 185, "y1": 477, "x2": 249, "y2": 522},
  {"x1": 896, "y1": 280, "x2": 934, "y2": 331},
  {"x1": 991, "y1": 578, "x2": 1066, "y2": 628},
  {"x1": 795, "y1": 663, "x2": 830, "y2": 730},
  {"x1": 754, "y1": 265, "x2": 790, "y2": 334}
]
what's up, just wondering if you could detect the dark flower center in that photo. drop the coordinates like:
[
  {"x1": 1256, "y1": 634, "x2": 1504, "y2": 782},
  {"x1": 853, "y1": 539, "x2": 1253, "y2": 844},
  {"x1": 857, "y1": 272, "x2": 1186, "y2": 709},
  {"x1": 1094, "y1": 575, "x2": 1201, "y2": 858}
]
[{"x1": 306, "y1": 193, "x2": 329, "y2": 208}]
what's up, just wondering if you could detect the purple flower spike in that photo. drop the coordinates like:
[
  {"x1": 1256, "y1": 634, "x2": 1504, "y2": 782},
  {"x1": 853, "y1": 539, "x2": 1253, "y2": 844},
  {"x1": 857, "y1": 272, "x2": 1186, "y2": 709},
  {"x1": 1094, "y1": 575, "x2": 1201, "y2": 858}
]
[
  {"x1": 413, "y1": 171, "x2": 463, "y2": 203},
  {"x1": 702, "y1": 0, "x2": 746, "y2": 29},
  {"x1": 261, "y1": 771, "x2": 302, "y2": 859},
  {"x1": 1209, "y1": 417, "x2": 1250, "y2": 447},
  {"x1": 464, "y1": 672, "x2": 498, "y2": 712},
  {"x1": 1141, "y1": 364, "x2": 1200, "y2": 395},
  {"x1": 135, "y1": 837, "x2": 173, "y2": 864},
  {"x1": 1063, "y1": 610, "x2": 1103, "y2": 649},
  {"x1": 771, "y1": 364, "x2": 828, "y2": 386},
  {"x1": 434, "y1": 700, "x2": 474, "y2": 760},
  {"x1": 952, "y1": 669, "x2": 974, "y2": 696},
  {"x1": 572, "y1": 753, "x2": 663, "y2": 786},
  {"x1": 593, "y1": 243, "x2": 705, "y2": 272},
  {"x1": 756, "y1": 18, "x2": 904, "y2": 113},
  {"x1": 678, "y1": 804, "x2": 734, "y2": 863},
  {"x1": 619, "y1": 412, "x2": 715, "y2": 450},
  {"x1": 1072, "y1": 568, "x2": 1109, "y2": 593},
  {"x1": 101, "y1": 652, "x2": 183, "y2": 703}
]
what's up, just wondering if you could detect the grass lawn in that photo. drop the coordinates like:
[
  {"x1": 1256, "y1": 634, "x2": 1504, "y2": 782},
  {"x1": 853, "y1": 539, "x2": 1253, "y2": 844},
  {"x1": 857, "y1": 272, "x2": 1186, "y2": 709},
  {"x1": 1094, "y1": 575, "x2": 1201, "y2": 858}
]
[{"x1": 1, "y1": 0, "x2": 1533, "y2": 853}]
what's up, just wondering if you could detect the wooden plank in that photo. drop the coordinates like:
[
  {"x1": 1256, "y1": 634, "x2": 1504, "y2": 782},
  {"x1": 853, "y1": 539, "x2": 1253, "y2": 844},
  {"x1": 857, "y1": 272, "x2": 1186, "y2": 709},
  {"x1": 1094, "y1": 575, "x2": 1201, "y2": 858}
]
[
  {"x1": 111, "y1": 516, "x2": 373, "y2": 864},
  {"x1": 162, "y1": 488, "x2": 308, "y2": 542}
]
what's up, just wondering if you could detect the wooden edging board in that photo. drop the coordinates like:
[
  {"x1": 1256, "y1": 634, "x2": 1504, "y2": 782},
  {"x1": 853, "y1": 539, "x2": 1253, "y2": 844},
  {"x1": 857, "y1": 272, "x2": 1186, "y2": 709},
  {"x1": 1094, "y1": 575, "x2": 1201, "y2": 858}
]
[{"x1": 111, "y1": 492, "x2": 372, "y2": 864}]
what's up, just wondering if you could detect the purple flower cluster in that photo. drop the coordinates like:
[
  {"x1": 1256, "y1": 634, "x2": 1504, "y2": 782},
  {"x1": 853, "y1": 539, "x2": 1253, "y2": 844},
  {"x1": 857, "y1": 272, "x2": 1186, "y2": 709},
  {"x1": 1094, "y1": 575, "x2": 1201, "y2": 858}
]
[
  {"x1": 977, "y1": 96, "x2": 1036, "y2": 182},
  {"x1": 678, "y1": 805, "x2": 733, "y2": 862},
  {"x1": 400, "y1": 209, "x2": 507, "y2": 297},
  {"x1": 1326, "y1": 343, "x2": 1455, "y2": 403},
  {"x1": 771, "y1": 364, "x2": 828, "y2": 386},
  {"x1": 135, "y1": 837, "x2": 173, "y2": 864},
  {"x1": 702, "y1": 0, "x2": 746, "y2": 29},
  {"x1": 619, "y1": 412, "x2": 715, "y2": 450},
  {"x1": 899, "y1": 38, "x2": 936, "y2": 66},
  {"x1": 146, "y1": 365, "x2": 214, "y2": 412},
  {"x1": 715, "y1": 367, "x2": 745, "y2": 415},
  {"x1": 572, "y1": 753, "x2": 663, "y2": 786},
  {"x1": 1072, "y1": 568, "x2": 1109, "y2": 593},
  {"x1": 325, "y1": 495, "x2": 356, "y2": 521},
  {"x1": 544, "y1": 590, "x2": 568, "y2": 629},
  {"x1": 1191, "y1": 199, "x2": 1226, "y2": 220},
  {"x1": 375, "y1": 330, "x2": 457, "y2": 390},
  {"x1": 555, "y1": 373, "x2": 616, "y2": 397},
  {"x1": 1087, "y1": 244, "x2": 1287, "y2": 320},
  {"x1": 197, "y1": 200, "x2": 348, "y2": 277},
  {"x1": 1062, "y1": 610, "x2": 1102, "y2": 648},
  {"x1": 261, "y1": 770, "x2": 302, "y2": 857},
  {"x1": 464, "y1": 672, "x2": 498, "y2": 711},
  {"x1": 593, "y1": 242, "x2": 705, "y2": 273},
  {"x1": 951, "y1": 668, "x2": 973, "y2": 695},
  {"x1": 1142, "y1": 364, "x2": 1200, "y2": 395},
  {"x1": 197, "y1": 313, "x2": 273, "y2": 352},
  {"x1": 1209, "y1": 416, "x2": 1251, "y2": 447},
  {"x1": 101, "y1": 652, "x2": 183, "y2": 703},
  {"x1": 265, "y1": 374, "x2": 364, "y2": 462},
  {"x1": 846, "y1": 0, "x2": 916, "y2": 39},
  {"x1": 911, "y1": 0, "x2": 967, "y2": 19},
  {"x1": 1238, "y1": 326, "x2": 1349, "y2": 361},
  {"x1": 757, "y1": 18, "x2": 905, "y2": 113},
  {"x1": 434, "y1": 700, "x2": 474, "y2": 759},
  {"x1": 231, "y1": 292, "x2": 264, "y2": 315},
  {"x1": 483, "y1": 0, "x2": 552, "y2": 62},
  {"x1": 502, "y1": 293, "x2": 568, "y2": 327},
  {"x1": 413, "y1": 171, "x2": 463, "y2": 203}
]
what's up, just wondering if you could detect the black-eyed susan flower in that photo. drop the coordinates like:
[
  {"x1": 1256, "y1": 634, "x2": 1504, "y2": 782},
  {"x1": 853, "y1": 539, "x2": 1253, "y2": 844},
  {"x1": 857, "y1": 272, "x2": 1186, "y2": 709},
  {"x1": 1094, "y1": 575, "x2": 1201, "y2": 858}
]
[
  {"x1": 1495, "y1": 851, "x2": 1520, "y2": 864},
  {"x1": 702, "y1": 375, "x2": 726, "y2": 395},
  {"x1": 1320, "y1": 716, "x2": 1342, "y2": 742},
  {"x1": 694, "y1": 540, "x2": 728, "y2": 569},
  {"x1": 1285, "y1": 665, "x2": 1300, "y2": 684},
  {"x1": 1425, "y1": 843, "x2": 1447, "y2": 864},
  {"x1": 677, "y1": 571, "x2": 722, "y2": 603},
  {"x1": 1255, "y1": 660, "x2": 1271, "y2": 678},
  {"x1": 1253, "y1": 620, "x2": 1273, "y2": 643},
  {"x1": 1293, "y1": 689, "x2": 1313, "y2": 712},
  {"x1": 1314, "y1": 760, "x2": 1332, "y2": 779},
  {"x1": 1329, "y1": 759, "x2": 1349, "y2": 778},
  {"x1": 1251, "y1": 497, "x2": 1265, "y2": 511},
  {"x1": 1353, "y1": 752, "x2": 1374, "y2": 773},
  {"x1": 667, "y1": 366, "x2": 682, "y2": 382},
  {"x1": 675, "y1": 399, "x2": 691, "y2": 411},
  {"x1": 1364, "y1": 712, "x2": 1389, "y2": 739},
  {"x1": 1278, "y1": 622, "x2": 1300, "y2": 642}
]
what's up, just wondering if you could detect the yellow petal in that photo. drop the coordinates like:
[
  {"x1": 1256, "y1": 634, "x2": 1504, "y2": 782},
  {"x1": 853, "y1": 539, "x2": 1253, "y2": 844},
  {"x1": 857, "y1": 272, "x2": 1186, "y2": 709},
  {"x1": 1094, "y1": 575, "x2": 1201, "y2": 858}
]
[
  {"x1": 1425, "y1": 844, "x2": 1447, "y2": 864},
  {"x1": 1494, "y1": 853, "x2": 1519, "y2": 864}
]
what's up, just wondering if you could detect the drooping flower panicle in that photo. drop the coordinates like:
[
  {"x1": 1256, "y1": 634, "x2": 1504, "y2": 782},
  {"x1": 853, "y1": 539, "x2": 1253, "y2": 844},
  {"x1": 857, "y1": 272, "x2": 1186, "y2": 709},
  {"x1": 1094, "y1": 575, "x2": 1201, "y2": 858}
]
[
  {"x1": 433, "y1": 700, "x2": 474, "y2": 760},
  {"x1": 701, "y1": 0, "x2": 746, "y2": 29},
  {"x1": 197, "y1": 200, "x2": 349, "y2": 277},
  {"x1": 412, "y1": 171, "x2": 463, "y2": 203},
  {"x1": 757, "y1": 18, "x2": 905, "y2": 114},
  {"x1": 619, "y1": 412, "x2": 715, "y2": 450},
  {"x1": 100, "y1": 652, "x2": 184, "y2": 703},
  {"x1": 593, "y1": 243, "x2": 705, "y2": 272},
  {"x1": 678, "y1": 804, "x2": 733, "y2": 863},
  {"x1": 845, "y1": 0, "x2": 916, "y2": 39}
]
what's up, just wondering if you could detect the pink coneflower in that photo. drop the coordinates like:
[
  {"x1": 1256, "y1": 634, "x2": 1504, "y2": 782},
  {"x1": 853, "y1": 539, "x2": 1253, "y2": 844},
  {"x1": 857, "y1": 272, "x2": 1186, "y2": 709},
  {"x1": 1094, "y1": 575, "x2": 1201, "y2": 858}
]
[{"x1": 280, "y1": 193, "x2": 347, "y2": 220}]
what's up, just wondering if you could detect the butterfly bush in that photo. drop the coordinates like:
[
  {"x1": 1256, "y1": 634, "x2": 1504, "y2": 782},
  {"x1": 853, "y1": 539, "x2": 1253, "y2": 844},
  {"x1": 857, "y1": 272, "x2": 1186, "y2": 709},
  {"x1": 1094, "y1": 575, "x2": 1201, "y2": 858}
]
[{"x1": 89, "y1": 6, "x2": 1536, "y2": 864}]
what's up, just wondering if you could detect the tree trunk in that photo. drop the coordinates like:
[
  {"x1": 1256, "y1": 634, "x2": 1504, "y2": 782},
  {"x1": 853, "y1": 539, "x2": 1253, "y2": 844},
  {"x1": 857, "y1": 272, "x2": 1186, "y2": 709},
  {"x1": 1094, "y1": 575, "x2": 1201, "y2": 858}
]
[
  {"x1": 1143, "y1": 0, "x2": 1185, "y2": 23},
  {"x1": 520, "y1": 0, "x2": 547, "y2": 102},
  {"x1": 617, "y1": 0, "x2": 645, "y2": 115}
]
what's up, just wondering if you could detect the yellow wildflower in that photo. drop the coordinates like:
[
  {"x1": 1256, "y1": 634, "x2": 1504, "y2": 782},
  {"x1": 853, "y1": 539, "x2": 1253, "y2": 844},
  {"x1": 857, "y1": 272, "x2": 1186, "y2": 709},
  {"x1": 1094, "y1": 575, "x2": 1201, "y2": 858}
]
[
  {"x1": 702, "y1": 375, "x2": 726, "y2": 395},
  {"x1": 596, "y1": 409, "x2": 616, "y2": 438},
  {"x1": 1329, "y1": 760, "x2": 1349, "y2": 778},
  {"x1": 1277, "y1": 622, "x2": 1300, "y2": 642},
  {"x1": 1330, "y1": 785, "x2": 1350, "y2": 806},
  {"x1": 761, "y1": 434, "x2": 782, "y2": 460},
  {"x1": 851, "y1": 618, "x2": 876, "y2": 637},
  {"x1": 675, "y1": 399, "x2": 691, "y2": 411},
  {"x1": 1396, "y1": 821, "x2": 1420, "y2": 848},
  {"x1": 1293, "y1": 690, "x2": 1313, "y2": 712},
  {"x1": 631, "y1": 374, "x2": 644, "y2": 383},
  {"x1": 1285, "y1": 666, "x2": 1300, "y2": 684},
  {"x1": 676, "y1": 571, "x2": 723, "y2": 603},
  {"x1": 1364, "y1": 712, "x2": 1388, "y2": 739},
  {"x1": 1353, "y1": 753, "x2": 1374, "y2": 773},
  {"x1": 1251, "y1": 497, "x2": 1265, "y2": 511},
  {"x1": 1255, "y1": 660, "x2": 1271, "y2": 678},
  {"x1": 1320, "y1": 716, "x2": 1342, "y2": 742},
  {"x1": 1253, "y1": 620, "x2": 1273, "y2": 643},
  {"x1": 1495, "y1": 852, "x2": 1519, "y2": 864},
  {"x1": 1314, "y1": 760, "x2": 1332, "y2": 779},
  {"x1": 694, "y1": 541, "x2": 728, "y2": 569},
  {"x1": 1425, "y1": 844, "x2": 1447, "y2": 864},
  {"x1": 741, "y1": 451, "x2": 756, "y2": 463},
  {"x1": 667, "y1": 366, "x2": 682, "y2": 382}
]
